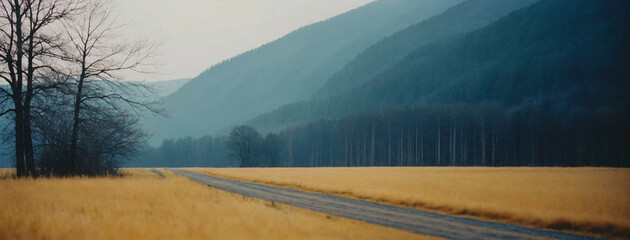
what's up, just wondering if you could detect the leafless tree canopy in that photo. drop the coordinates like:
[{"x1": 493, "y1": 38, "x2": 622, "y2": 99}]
[
  {"x1": 0, "y1": 0, "x2": 161, "y2": 176},
  {"x1": 227, "y1": 125, "x2": 261, "y2": 168}
]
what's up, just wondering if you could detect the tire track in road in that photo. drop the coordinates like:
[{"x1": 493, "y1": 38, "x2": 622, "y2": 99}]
[
  {"x1": 170, "y1": 169, "x2": 600, "y2": 240},
  {"x1": 150, "y1": 169, "x2": 165, "y2": 178}
]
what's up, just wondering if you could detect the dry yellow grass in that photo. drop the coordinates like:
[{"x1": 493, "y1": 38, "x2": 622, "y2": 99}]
[
  {"x1": 189, "y1": 167, "x2": 630, "y2": 238},
  {"x1": 0, "y1": 168, "x2": 15, "y2": 178},
  {"x1": 0, "y1": 168, "x2": 434, "y2": 240}
]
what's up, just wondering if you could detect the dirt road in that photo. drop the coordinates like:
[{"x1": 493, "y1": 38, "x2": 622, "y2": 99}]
[
  {"x1": 150, "y1": 169, "x2": 165, "y2": 178},
  {"x1": 170, "y1": 169, "x2": 600, "y2": 240}
]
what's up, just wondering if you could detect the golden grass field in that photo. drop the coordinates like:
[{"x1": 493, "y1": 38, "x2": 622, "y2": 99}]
[
  {"x1": 0, "y1": 168, "x2": 435, "y2": 240},
  {"x1": 190, "y1": 167, "x2": 630, "y2": 238}
]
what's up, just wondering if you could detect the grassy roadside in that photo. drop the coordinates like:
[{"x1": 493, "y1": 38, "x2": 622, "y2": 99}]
[
  {"x1": 0, "y1": 168, "x2": 436, "y2": 240},
  {"x1": 187, "y1": 167, "x2": 630, "y2": 239}
]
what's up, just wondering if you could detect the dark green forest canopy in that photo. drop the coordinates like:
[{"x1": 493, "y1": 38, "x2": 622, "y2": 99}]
[
  {"x1": 141, "y1": 103, "x2": 629, "y2": 167},
  {"x1": 249, "y1": 0, "x2": 630, "y2": 130},
  {"x1": 314, "y1": 0, "x2": 539, "y2": 100}
]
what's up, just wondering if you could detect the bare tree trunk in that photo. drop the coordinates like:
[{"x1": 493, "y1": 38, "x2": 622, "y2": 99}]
[
  {"x1": 463, "y1": 126, "x2": 468, "y2": 165},
  {"x1": 371, "y1": 124, "x2": 375, "y2": 166},
  {"x1": 406, "y1": 131, "x2": 413, "y2": 166},
  {"x1": 13, "y1": 0, "x2": 26, "y2": 176},
  {"x1": 363, "y1": 129, "x2": 366, "y2": 166},
  {"x1": 23, "y1": 108, "x2": 34, "y2": 174},
  {"x1": 354, "y1": 131, "x2": 361, "y2": 166},
  {"x1": 388, "y1": 124, "x2": 391, "y2": 166},
  {"x1": 449, "y1": 119, "x2": 453, "y2": 166},
  {"x1": 288, "y1": 134, "x2": 294, "y2": 166},
  {"x1": 349, "y1": 135, "x2": 353, "y2": 166},
  {"x1": 437, "y1": 117, "x2": 441, "y2": 166},
  {"x1": 330, "y1": 141, "x2": 333, "y2": 167},
  {"x1": 13, "y1": 98, "x2": 25, "y2": 176},
  {"x1": 399, "y1": 127, "x2": 403, "y2": 166},
  {"x1": 453, "y1": 119, "x2": 457, "y2": 166},
  {"x1": 491, "y1": 131, "x2": 495, "y2": 166},
  {"x1": 481, "y1": 119, "x2": 486, "y2": 166},
  {"x1": 70, "y1": 67, "x2": 85, "y2": 174},
  {"x1": 421, "y1": 124, "x2": 424, "y2": 166},
  {"x1": 344, "y1": 133, "x2": 348, "y2": 167},
  {"x1": 492, "y1": 130, "x2": 499, "y2": 166},
  {"x1": 448, "y1": 119, "x2": 455, "y2": 166},
  {"x1": 24, "y1": 80, "x2": 35, "y2": 175},
  {"x1": 415, "y1": 127, "x2": 418, "y2": 166},
  {"x1": 530, "y1": 133, "x2": 535, "y2": 166},
  {"x1": 23, "y1": 22, "x2": 36, "y2": 175},
  {"x1": 461, "y1": 126, "x2": 466, "y2": 165},
  {"x1": 473, "y1": 127, "x2": 477, "y2": 165}
]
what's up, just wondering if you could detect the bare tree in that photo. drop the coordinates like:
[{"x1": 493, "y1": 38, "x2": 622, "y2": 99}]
[
  {"x1": 1, "y1": 0, "x2": 159, "y2": 176},
  {"x1": 22, "y1": 0, "x2": 81, "y2": 176},
  {"x1": 227, "y1": 125, "x2": 261, "y2": 167},
  {"x1": 0, "y1": 0, "x2": 79, "y2": 176},
  {"x1": 62, "y1": 0, "x2": 159, "y2": 174},
  {"x1": 33, "y1": 86, "x2": 147, "y2": 176}
]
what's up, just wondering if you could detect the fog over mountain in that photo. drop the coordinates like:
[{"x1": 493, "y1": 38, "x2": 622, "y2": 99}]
[
  {"x1": 249, "y1": 0, "x2": 629, "y2": 131},
  {"x1": 145, "y1": 0, "x2": 464, "y2": 145}
]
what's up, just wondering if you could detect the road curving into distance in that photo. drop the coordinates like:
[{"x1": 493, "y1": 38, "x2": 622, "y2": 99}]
[
  {"x1": 150, "y1": 169, "x2": 165, "y2": 178},
  {"x1": 170, "y1": 169, "x2": 600, "y2": 240}
]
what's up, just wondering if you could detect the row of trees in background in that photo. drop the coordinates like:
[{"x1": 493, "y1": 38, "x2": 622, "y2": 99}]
[
  {"x1": 1, "y1": 0, "x2": 158, "y2": 176},
  {"x1": 144, "y1": 104, "x2": 629, "y2": 168},
  {"x1": 131, "y1": 136, "x2": 234, "y2": 167},
  {"x1": 278, "y1": 105, "x2": 628, "y2": 167},
  {"x1": 131, "y1": 127, "x2": 285, "y2": 168}
]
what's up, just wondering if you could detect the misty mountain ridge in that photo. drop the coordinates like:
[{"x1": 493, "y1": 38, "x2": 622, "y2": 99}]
[
  {"x1": 145, "y1": 0, "x2": 465, "y2": 145},
  {"x1": 149, "y1": 78, "x2": 191, "y2": 97},
  {"x1": 314, "y1": 0, "x2": 539, "y2": 100},
  {"x1": 248, "y1": 0, "x2": 630, "y2": 131}
]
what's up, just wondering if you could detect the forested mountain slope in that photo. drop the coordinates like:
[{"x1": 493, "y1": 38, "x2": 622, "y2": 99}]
[
  {"x1": 314, "y1": 0, "x2": 538, "y2": 100},
  {"x1": 249, "y1": 0, "x2": 630, "y2": 130},
  {"x1": 148, "y1": 78, "x2": 191, "y2": 97},
  {"x1": 146, "y1": 0, "x2": 463, "y2": 144}
]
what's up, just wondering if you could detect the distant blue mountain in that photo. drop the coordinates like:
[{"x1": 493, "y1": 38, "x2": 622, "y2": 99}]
[
  {"x1": 314, "y1": 0, "x2": 538, "y2": 100},
  {"x1": 145, "y1": 0, "x2": 464, "y2": 145},
  {"x1": 248, "y1": 0, "x2": 630, "y2": 129},
  {"x1": 148, "y1": 78, "x2": 191, "y2": 97}
]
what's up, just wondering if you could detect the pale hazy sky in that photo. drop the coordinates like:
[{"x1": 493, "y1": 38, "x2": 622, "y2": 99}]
[{"x1": 112, "y1": 0, "x2": 375, "y2": 81}]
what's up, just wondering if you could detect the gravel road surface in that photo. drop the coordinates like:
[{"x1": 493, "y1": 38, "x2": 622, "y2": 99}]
[
  {"x1": 150, "y1": 169, "x2": 165, "y2": 178},
  {"x1": 170, "y1": 169, "x2": 600, "y2": 240}
]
